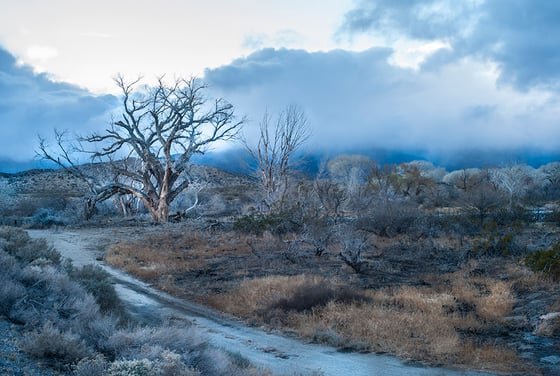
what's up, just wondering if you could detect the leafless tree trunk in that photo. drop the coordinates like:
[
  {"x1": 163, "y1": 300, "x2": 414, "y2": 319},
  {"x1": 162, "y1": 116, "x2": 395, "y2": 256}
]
[
  {"x1": 247, "y1": 105, "x2": 310, "y2": 212},
  {"x1": 39, "y1": 76, "x2": 244, "y2": 222}
]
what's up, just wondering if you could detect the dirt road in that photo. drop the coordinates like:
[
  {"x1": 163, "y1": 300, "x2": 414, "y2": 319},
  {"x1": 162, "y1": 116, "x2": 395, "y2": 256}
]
[{"x1": 28, "y1": 228, "x2": 495, "y2": 376}]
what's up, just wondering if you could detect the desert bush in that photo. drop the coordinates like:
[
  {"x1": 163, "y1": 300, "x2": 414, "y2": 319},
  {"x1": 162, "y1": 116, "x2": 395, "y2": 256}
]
[
  {"x1": 356, "y1": 200, "x2": 420, "y2": 237},
  {"x1": 30, "y1": 207, "x2": 66, "y2": 228},
  {"x1": 337, "y1": 230, "x2": 369, "y2": 273},
  {"x1": 69, "y1": 264, "x2": 125, "y2": 315},
  {"x1": 105, "y1": 325, "x2": 248, "y2": 376},
  {"x1": 105, "y1": 354, "x2": 201, "y2": 376},
  {"x1": 0, "y1": 248, "x2": 21, "y2": 279},
  {"x1": 0, "y1": 278, "x2": 25, "y2": 316},
  {"x1": 74, "y1": 354, "x2": 109, "y2": 376},
  {"x1": 233, "y1": 212, "x2": 297, "y2": 236},
  {"x1": 525, "y1": 242, "x2": 560, "y2": 280},
  {"x1": 156, "y1": 350, "x2": 201, "y2": 376},
  {"x1": 107, "y1": 359, "x2": 156, "y2": 376},
  {"x1": 0, "y1": 226, "x2": 61, "y2": 264},
  {"x1": 18, "y1": 321, "x2": 95, "y2": 364},
  {"x1": 106, "y1": 325, "x2": 204, "y2": 360}
]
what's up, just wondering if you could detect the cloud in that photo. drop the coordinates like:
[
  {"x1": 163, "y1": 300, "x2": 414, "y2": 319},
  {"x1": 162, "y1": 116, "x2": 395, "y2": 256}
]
[
  {"x1": 242, "y1": 30, "x2": 305, "y2": 50},
  {"x1": 0, "y1": 47, "x2": 117, "y2": 163},
  {"x1": 26, "y1": 45, "x2": 58, "y2": 63},
  {"x1": 205, "y1": 47, "x2": 560, "y2": 156},
  {"x1": 341, "y1": 0, "x2": 560, "y2": 90}
]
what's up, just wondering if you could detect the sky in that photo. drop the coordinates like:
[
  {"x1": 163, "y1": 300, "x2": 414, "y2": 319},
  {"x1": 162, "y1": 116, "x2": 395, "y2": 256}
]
[{"x1": 1, "y1": 0, "x2": 560, "y2": 170}]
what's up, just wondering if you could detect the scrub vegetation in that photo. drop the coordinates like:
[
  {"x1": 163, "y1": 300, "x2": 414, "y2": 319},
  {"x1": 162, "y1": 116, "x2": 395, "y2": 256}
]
[
  {"x1": 0, "y1": 226, "x2": 263, "y2": 375},
  {"x1": 3, "y1": 135, "x2": 560, "y2": 374}
]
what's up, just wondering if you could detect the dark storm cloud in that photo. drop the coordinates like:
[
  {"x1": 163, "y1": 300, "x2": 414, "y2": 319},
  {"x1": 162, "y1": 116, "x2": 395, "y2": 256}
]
[
  {"x1": 0, "y1": 47, "x2": 117, "y2": 163},
  {"x1": 205, "y1": 47, "x2": 560, "y2": 154},
  {"x1": 342, "y1": 0, "x2": 560, "y2": 90}
]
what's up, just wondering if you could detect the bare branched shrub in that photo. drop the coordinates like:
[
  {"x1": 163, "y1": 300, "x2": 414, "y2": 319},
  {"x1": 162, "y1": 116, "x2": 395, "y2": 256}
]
[
  {"x1": 357, "y1": 200, "x2": 420, "y2": 237},
  {"x1": 337, "y1": 228, "x2": 369, "y2": 273}
]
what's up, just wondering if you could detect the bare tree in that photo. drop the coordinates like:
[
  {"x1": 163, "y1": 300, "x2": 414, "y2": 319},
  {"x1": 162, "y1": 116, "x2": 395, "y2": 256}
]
[
  {"x1": 39, "y1": 76, "x2": 244, "y2": 222},
  {"x1": 247, "y1": 105, "x2": 310, "y2": 212},
  {"x1": 490, "y1": 165, "x2": 534, "y2": 208},
  {"x1": 38, "y1": 130, "x2": 121, "y2": 220}
]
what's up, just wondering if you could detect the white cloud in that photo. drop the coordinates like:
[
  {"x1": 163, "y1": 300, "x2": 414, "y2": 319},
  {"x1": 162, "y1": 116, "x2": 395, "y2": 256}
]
[
  {"x1": 26, "y1": 45, "x2": 58, "y2": 62},
  {"x1": 389, "y1": 39, "x2": 451, "y2": 70}
]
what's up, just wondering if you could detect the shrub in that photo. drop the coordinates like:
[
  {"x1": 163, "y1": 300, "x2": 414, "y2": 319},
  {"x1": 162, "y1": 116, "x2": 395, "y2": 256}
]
[
  {"x1": 0, "y1": 226, "x2": 61, "y2": 264},
  {"x1": 18, "y1": 321, "x2": 95, "y2": 365},
  {"x1": 525, "y1": 243, "x2": 560, "y2": 280},
  {"x1": 472, "y1": 222, "x2": 522, "y2": 257},
  {"x1": 74, "y1": 354, "x2": 108, "y2": 376},
  {"x1": 107, "y1": 359, "x2": 156, "y2": 376},
  {"x1": 233, "y1": 212, "x2": 298, "y2": 236},
  {"x1": 156, "y1": 350, "x2": 201, "y2": 376},
  {"x1": 106, "y1": 325, "x2": 205, "y2": 361},
  {"x1": 356, "y1": 200, "x2": 420, "y2": 237},
  {"x1": 30, "y1": 208, "x2": 66, "y2": 228},
  {"x1": 271, "y1": 283, "x2": 370, "y2": 313},
  {"x1": 69, "y1": 264, "x2": 125, "y2": 315},
  {"x1": 0, "y1": 278, "x2": 25, "y2": 316}
]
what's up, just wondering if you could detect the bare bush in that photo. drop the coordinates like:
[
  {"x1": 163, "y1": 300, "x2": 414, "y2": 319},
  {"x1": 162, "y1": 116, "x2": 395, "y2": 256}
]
[
  {"x1": 338, "y1": 229, "x2": 368, "y2": 273},
  {"x1": 357, "y1": 200, "x2": 420, "y2": 237}
]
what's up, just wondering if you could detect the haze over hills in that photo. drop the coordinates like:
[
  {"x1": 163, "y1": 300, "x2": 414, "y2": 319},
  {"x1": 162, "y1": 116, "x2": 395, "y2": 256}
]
[{"x1": 3, "y1": 146, "x2": 559, "y2": 176}]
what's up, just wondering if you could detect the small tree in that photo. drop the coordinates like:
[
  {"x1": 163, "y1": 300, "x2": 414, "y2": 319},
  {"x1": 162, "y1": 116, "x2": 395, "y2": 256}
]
[
  {"x1": 247, "y1": 105, "x2": 310, "y2": 212},
  {"x1": 39, "y1": 76, "x2": 244, "y2": 222}
]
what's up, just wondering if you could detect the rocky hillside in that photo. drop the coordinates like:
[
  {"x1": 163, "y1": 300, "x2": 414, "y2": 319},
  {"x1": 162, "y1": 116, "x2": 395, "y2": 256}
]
[{"x1": 0, "y1": 163, "x2": 259, "y2": 224}]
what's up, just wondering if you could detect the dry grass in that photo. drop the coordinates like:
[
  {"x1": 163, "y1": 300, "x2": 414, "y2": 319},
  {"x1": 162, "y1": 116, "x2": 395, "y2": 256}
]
[
  {"x1": 209, "y1": 271, "x2": 530, "y2": 372},
  {"x1": 207, "y1": 275, "x2": 325, "y2": 317},
  {"x1": 105, "y1": 230, "x2": 250, "y2": 282},
  {"x1": 102, "y1": 229, "x2": 546, "y2": 373}
]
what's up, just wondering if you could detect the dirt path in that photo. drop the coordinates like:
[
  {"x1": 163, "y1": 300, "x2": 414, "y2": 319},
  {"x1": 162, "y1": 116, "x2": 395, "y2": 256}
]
[{"x1": 28, "y1": 228, "x2": 496, "y2": 376}]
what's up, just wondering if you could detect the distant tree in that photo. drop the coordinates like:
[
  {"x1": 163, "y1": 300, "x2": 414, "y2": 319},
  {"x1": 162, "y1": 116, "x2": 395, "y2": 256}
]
[
  {"x1": 247, "y1": 105, "x2": 310, "y2": 212},
  {"x1": 538, "y1": 162, "x2": 560, "y2": 200},
  {"x1": 442, "y1": 168, "x2": 483, "y2": 191},
  {"x1": 327, "y1": 154, "x2": 376, "y2": 192},
  {"x1": 39, "y1": 76, "x2": 244, "y2": 222},
  {"x1": 461, "y1": 180, "x2": 506, "y2": 226},
  {"x1": 490, "y1": 165, "x2": 534, "y2": 208},
  {"x1": 397, "y1": 162, "x2": 437, "y2": 197}
]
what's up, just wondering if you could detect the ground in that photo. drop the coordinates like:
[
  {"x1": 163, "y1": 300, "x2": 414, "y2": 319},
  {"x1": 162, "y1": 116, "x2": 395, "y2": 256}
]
[{"x1": 86, "y1": 219, "x2": 560, "y2": 375}]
